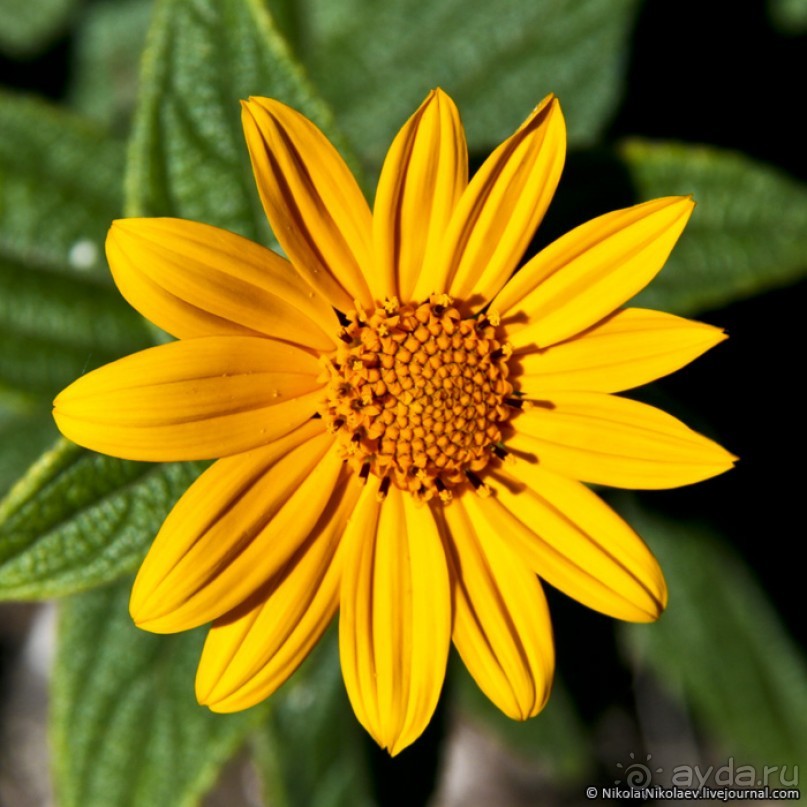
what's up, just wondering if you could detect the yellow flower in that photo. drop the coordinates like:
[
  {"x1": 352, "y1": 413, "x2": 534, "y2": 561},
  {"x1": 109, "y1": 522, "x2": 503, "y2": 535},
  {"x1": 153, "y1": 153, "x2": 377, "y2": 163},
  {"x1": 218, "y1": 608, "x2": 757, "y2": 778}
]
[{"x1": 53, "y1": 90, "x2": 735, "y2": 755}]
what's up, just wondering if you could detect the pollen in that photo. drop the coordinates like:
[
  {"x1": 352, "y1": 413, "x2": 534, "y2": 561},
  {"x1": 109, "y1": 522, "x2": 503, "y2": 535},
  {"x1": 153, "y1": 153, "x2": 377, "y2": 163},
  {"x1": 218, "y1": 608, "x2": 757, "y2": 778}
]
[{"x1": 321, "y1": 295, "x2": 514, "y2": 502}]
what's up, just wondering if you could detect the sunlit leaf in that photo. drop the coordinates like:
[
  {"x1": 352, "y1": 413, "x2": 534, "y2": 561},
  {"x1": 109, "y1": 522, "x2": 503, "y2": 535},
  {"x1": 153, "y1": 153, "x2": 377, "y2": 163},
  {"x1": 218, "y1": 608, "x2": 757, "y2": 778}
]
[
  {"x1": 0, "y1": 439, "x2": 204, "y2": 600},
  {"x1": 127, "y1": 0, "x2": 344, "y2": 237},
  {"x1": 52, "y1": 577, "x2": 263, "y2": 807}
]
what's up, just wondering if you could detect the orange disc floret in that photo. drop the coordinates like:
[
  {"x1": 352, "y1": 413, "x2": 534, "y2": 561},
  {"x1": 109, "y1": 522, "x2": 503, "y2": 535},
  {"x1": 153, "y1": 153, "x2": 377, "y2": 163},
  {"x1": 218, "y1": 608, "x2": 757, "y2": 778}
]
[{"x1": 321, "y1": 295, "x2": 514, "y2": 501}]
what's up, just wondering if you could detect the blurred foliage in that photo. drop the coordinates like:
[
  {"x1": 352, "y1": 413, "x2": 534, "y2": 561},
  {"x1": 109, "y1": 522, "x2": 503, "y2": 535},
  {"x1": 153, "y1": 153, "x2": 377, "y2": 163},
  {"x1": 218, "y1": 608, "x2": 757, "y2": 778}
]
[
  {"x1": 0, "y1": 92, "x2": 152, "y2": 498},
  {"x1": 768, "y1": 0, "x2": 807, "y2": 32},
  {"x1": 453, "y1": 659, "x2": 593, "y2": 784},
  {"x1": 620, "y1": 499, "x2": 807, "y2": 771},
  {"x1": 0, "y1": 0, "x2": 804, "y2": 804},
  {"x1": 0, "y1": 405, "x2": 56, "y2": 495},
  {"x1": 252, "y1": 631, "x2": 376, "y2": 807},
  {"x1": 68, "y1": 0, "x2": 153, "y2": 132},
  {"x1": 0, "y1": 92, "x2": 123, "y2": 285},
  {"x1": 624, "y1": 140, "x2": 807, "y2": 315},
  {"x1": 0, "y1": 0, "x2": 78, "y2": 57},
  {"x1": 295, "y1": 0, "x2": 641, "y2": 165}
]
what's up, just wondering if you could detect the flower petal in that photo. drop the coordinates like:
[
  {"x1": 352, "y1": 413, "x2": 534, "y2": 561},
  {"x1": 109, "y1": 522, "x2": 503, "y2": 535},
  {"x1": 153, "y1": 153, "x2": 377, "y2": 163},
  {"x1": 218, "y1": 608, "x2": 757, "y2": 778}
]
[
  {"x1": 485, "y1": 461, "x2": 666, "y2": 621},
  {"x1": 130, "y1": 422, "x2": 341, "y2": 632},
  {"x1": 339, "y1": 481, "x2": 451, "y2": 755},
  {"x1": 508, "y1": 391, "x2": 737, "y2": 489},
  {"x1": 373, "y1": 88, "x2": 467, "y2": 301},
  {"x1": 494, "y1": 196, "x2": 694, "y2": 349},
  {"x1": 52, "y1": 336, "x2": 323, "y2": 461},
  {"x1": 512, "y1": 307, "x2": 727, "y2": 394},
  {"x1": 416, "y1": 94, "x2": 565, "y2": 307},
  {"x1": 196, "y1": 466, "x2": 359, "y2": 712},
  {"x1": 242, "y1": 97, "x2": 374, "y2": 311},
  {"x1": 442, "y1": 495, "x2": 554, "y2": 720},
  {"x1": 106, "y1": 217, "x2": 339, "y2": 351}
]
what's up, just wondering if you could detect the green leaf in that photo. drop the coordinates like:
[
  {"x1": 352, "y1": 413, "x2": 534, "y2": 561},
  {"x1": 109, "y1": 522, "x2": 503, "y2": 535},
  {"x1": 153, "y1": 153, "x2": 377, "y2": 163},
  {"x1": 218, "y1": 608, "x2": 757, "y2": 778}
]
[
  {"x1": 69, "y1": 0, "x2": 154, "y2": 133},
  {"x1": 0, "y1": 92, "x2": 187, "y2": 604},
  {"x1": 0, "y1": 92, "x2": 153, "y2": 398},
  {"x1": 298, "y1": 0, "x2": 640, "y2": 166},
  {"x1": 0, "y1": 252, "x2": 153, "y2": 397},
  {"x1": 253, "y1": 631, "x2": 376, "y2": 807},
  {"x1": 127, "y1": 0, "x2": 343, "y2": 237},
  {"x1": 52, "y1": 576, "x2": 263, "y2": 807},
  {"x1": 0, "y1": 91, "x2": 156, "y2": 546},
  {"x1": 0, "y1": 91, "x2": 122, "y2": 280},
  {"x1": 0, "y1": 402, "x2": 56, "y2": 497},
  {"x1": 768, "y1": 0, "x2": 807, "y2": 33},
  {"x1": 620, "y1": 501, "x2": 807, "y2": 769},
  {"x1": 622, "y1": 140, "x2": 807, "y2": 315},
  {"x1": 0, "y1": 0, "x2": 77, "y2": 56},
  {"x1": 452, "y1": 660, "x2": 592, "y2": 784},
  {"x1": 0, "y1": 439, "x2": 204, "y2": 600}
]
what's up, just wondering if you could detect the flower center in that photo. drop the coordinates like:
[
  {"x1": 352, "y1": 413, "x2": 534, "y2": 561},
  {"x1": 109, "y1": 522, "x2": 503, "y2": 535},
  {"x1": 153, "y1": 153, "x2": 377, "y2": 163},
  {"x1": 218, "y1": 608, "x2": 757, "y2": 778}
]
[{"x1": 321, "y1": 295, "x2": 515, "y2": 503}]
